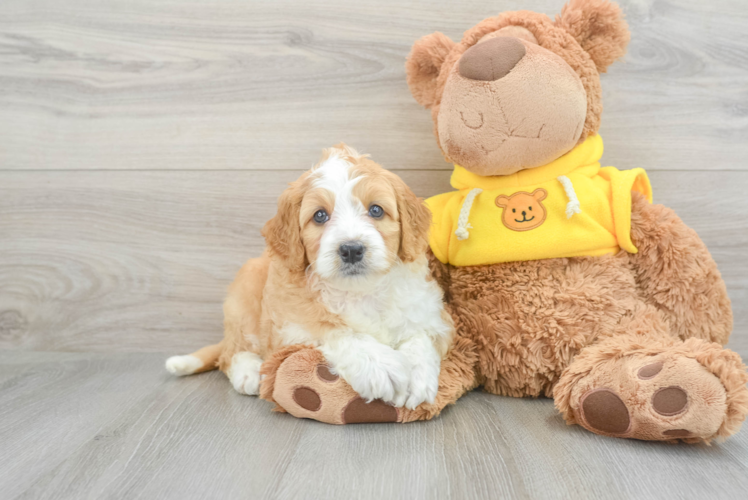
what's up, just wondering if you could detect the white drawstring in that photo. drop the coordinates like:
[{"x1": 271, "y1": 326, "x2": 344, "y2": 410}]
[
  {"x1": 455, "y1": 188, "x2": 483, "y2": 240},
  {"x1": 557, "y1": 175, "x2": 581, "y2": 219}
]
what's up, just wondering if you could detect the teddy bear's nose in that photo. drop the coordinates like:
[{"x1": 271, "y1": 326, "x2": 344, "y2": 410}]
[{"x1": 458, "y1": 36, "x2": 526, "y2": 81}]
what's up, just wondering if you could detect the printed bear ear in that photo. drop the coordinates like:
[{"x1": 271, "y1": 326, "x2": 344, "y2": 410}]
[
  {"x1": 555, "y1": 0, "x2": 630, "y2": 72},
  {"x1": 405, "y1": 32, "x2": 456, "y2": 109},
  {"x1": 531, "y1": 188, "x2": 548, "y2": 202},
  {"x1": 495, "y1": 195, "x2": 510, "y2": 208}
]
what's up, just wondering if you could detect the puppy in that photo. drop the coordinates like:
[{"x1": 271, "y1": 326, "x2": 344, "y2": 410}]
[{"x1": 166, "y1": 145, "x2": 453, "y2": 409}]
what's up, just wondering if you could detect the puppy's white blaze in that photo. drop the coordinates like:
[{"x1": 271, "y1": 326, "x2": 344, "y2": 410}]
[
  {"x1": 312, "y1": 151, "x2": 354, "y2": 192},
  {"x1": 227, "y1": 352, "x2": 263, "y2": 395},
  {"x1": 165, "y1": 355, "x2": 203, "y2": 376},
  {"x1": 312, "y1": 152, "x2": 388, "y2": 282}
]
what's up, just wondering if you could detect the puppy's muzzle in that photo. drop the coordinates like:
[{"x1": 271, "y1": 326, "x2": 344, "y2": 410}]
[{"x1": 338, "y1": 242, "x2": 366, "y2": 264}]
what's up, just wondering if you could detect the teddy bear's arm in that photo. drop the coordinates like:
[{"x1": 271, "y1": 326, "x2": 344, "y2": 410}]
[
  {"x1": 427, "y1": 249, "x2": 451, "y2": 301},
  {"x1": 628, "y1": 191, "x2": 733, "y2": 345}
]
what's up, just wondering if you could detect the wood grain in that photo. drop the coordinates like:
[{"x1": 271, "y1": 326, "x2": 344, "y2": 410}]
[
  {"x1": 2, "y1": 0, "x2": 748, "y2": 498},
  {"x1": 2, "y1": 351, "x2": 747, "y2": 500},
  {"x1": 1, "y1": 169, "x2": 747, "y2": 356},
  {"x1": 1, "y1": 0, "x2": 747, "y2": 171}
]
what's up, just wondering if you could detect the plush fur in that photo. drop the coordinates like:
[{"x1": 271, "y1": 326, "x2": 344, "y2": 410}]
[
  {"x1": 166, "y1": 145, "x2": 455, "y2": 411},
  {"x1": 260, "y1": 0, "x2": 748, "y2": 441},
  {"x1": 406, "y1": 1, "x2": 629, "y2": 174}
]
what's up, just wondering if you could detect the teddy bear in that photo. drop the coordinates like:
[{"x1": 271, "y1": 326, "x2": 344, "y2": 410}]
[{"x1": 259, "y1": 0, "x2": 748, "y2": 442}]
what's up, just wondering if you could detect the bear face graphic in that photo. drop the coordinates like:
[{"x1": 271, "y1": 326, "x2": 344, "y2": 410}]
[{"x1": 495, "y1": 188, "x2": 548, "y2": 231}]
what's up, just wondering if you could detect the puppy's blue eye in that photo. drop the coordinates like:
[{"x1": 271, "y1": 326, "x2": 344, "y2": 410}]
[
  {"x1": 313, "y1": 209, "x2": 329, "y2": 224},
  {"x1": 368, "y1": 205, "x2": 384, "y2": 219}
]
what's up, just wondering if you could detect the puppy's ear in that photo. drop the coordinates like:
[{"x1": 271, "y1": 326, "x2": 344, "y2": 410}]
[
  {"x1": 555, "y1": 0, "x2": 630, "y2": 72},
  {"x1": 262, "y1": 180, "x2": 307, "y2": 272},
  {"x1": 391, "y1": 174, "x2": 431, "y2": 263},
  {"x1": 405, "y1": 32, "x2": 455, "y2": 109}
]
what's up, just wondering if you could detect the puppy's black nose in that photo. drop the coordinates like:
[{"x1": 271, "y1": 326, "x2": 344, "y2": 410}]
[{"x1": 339, "y1": 242, "x2": 365, "y2": 264}]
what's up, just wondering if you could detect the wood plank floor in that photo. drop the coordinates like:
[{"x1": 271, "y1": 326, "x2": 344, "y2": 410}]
[
  {"x1": 2, "y1": 0, "x2": 748, "y2": 498},
  {"x1": 3, "y1": 351, "x2": 748, "y2": 500}
]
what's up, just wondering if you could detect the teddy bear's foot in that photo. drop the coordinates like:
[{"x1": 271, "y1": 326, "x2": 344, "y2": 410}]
[
  {"x1": 258, "y1": 338, "x2": 479, "y2": 424},
  {"x1": 555, "y1": 336, "x2": 748, "y2": 443},
  {"x1": 258, "y1": 345, "x2": 401, "y2": 424}
]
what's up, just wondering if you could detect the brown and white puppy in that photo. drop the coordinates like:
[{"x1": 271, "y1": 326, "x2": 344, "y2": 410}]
[{"x1": 166, "y1": 145, "x2": 453, "y2": 409}]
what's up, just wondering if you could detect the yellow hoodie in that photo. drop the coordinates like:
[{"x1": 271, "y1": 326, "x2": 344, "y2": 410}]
[{"x1": 426, "y1": 135, "x2": 652, "y2": 266}]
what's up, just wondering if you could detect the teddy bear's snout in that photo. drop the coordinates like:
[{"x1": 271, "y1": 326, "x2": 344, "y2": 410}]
[{"x1": 459, "y1": 36, "x2": 526, "y2": 81}]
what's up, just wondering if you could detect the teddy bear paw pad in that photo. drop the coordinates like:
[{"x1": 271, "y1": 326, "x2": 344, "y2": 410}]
[
  {"x1": 271, "y1": 350, "x2": 403, "y2": 424},
  {"x1": 342, "y1": 397, "x2": 399, "y2": 424},
  {"x1": 579, "y1": 388, "x2": 630, "y2": 434},
  {"x1": 574, "y1": 352, "x2": 730, "y2": 442}
]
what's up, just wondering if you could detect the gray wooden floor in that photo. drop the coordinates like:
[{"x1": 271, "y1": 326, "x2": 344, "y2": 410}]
[{"x1": 1, "y1": 0, "x2": 747, "y2": 498}]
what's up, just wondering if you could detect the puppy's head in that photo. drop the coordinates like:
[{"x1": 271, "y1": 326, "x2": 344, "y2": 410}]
[{"x1": 262, "y1": 144, "x2": 431, "y2": 285}]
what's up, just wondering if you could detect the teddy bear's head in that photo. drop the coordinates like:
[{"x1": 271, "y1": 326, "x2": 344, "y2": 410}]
[{"x1": 406, "y1": 0, "x2": 629, "y2": 176}]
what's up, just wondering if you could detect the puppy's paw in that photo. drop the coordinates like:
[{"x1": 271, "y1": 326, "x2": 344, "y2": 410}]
[
  {"x1": 397, "y1": 336, "x2": 442, "y2": 409},
  {"x1": 227, "y1": 352, "x2": 263, "y2": 395},
  {"x1": 404, "y1": 359, "x2": 440, "y2": 410},
  {"x1": 323, "y1": 343, "x2": 412, "y2": 406},
  {"x1": 165, "y1": 355, "x2": 203, "y2": 376}
]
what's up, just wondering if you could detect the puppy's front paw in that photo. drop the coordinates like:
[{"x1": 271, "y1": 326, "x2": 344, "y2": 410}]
[
  {"x1": 396, "y1": 335, "x2": 442, "y2": 409},
  {"x1": 403, "y1": 360, "x2": 440, "y2": 410},
  {"x1": 227, "y1": 352, "x2": 263, "y2": 396},
  {"x1": 325, "y1": 344, "x2": 412, "y2": 405}
]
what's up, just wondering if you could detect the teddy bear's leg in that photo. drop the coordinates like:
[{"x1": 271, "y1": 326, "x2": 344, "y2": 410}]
[
  {"x1": 554, "y1": 329, "x2": 748, "y2": 443},
  {"x1": 258, "y1": 337, "x2": 479, "y2": 424},
  {"x1": 628, "y1": 191, "x2": 733, "y2": 345}
]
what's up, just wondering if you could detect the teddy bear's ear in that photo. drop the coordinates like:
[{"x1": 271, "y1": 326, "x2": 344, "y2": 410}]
[
  {"x1": 555, "y1": 0, "x2": 630, "y2": 73},
  {"x1": 405, "y1": 32, "x2": 455, "y2": 109}
]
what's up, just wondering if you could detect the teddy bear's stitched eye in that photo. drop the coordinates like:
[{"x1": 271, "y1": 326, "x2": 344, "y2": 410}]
[
  {"x1": 529, "y1": 206, "x2": 532, "y2": 211},
  {"x1": 512, "y1": 208, "x2": 516, "y2": 213},
  {"x1": 368, "y1": 204, "x2": 384, "y2": 219},
  {"x1": 313, "y1": 209, "x2": 329, "y2": 224}
]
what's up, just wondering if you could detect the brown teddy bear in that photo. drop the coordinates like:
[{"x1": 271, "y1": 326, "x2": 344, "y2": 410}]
[{"x1": 260, "y1": 0, "x2": 748, "y2": 442}]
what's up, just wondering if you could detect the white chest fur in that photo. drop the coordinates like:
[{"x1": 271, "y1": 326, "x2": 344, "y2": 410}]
[{"x1": 314, "y1": 257, "x2": 448, "y2": 346}]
